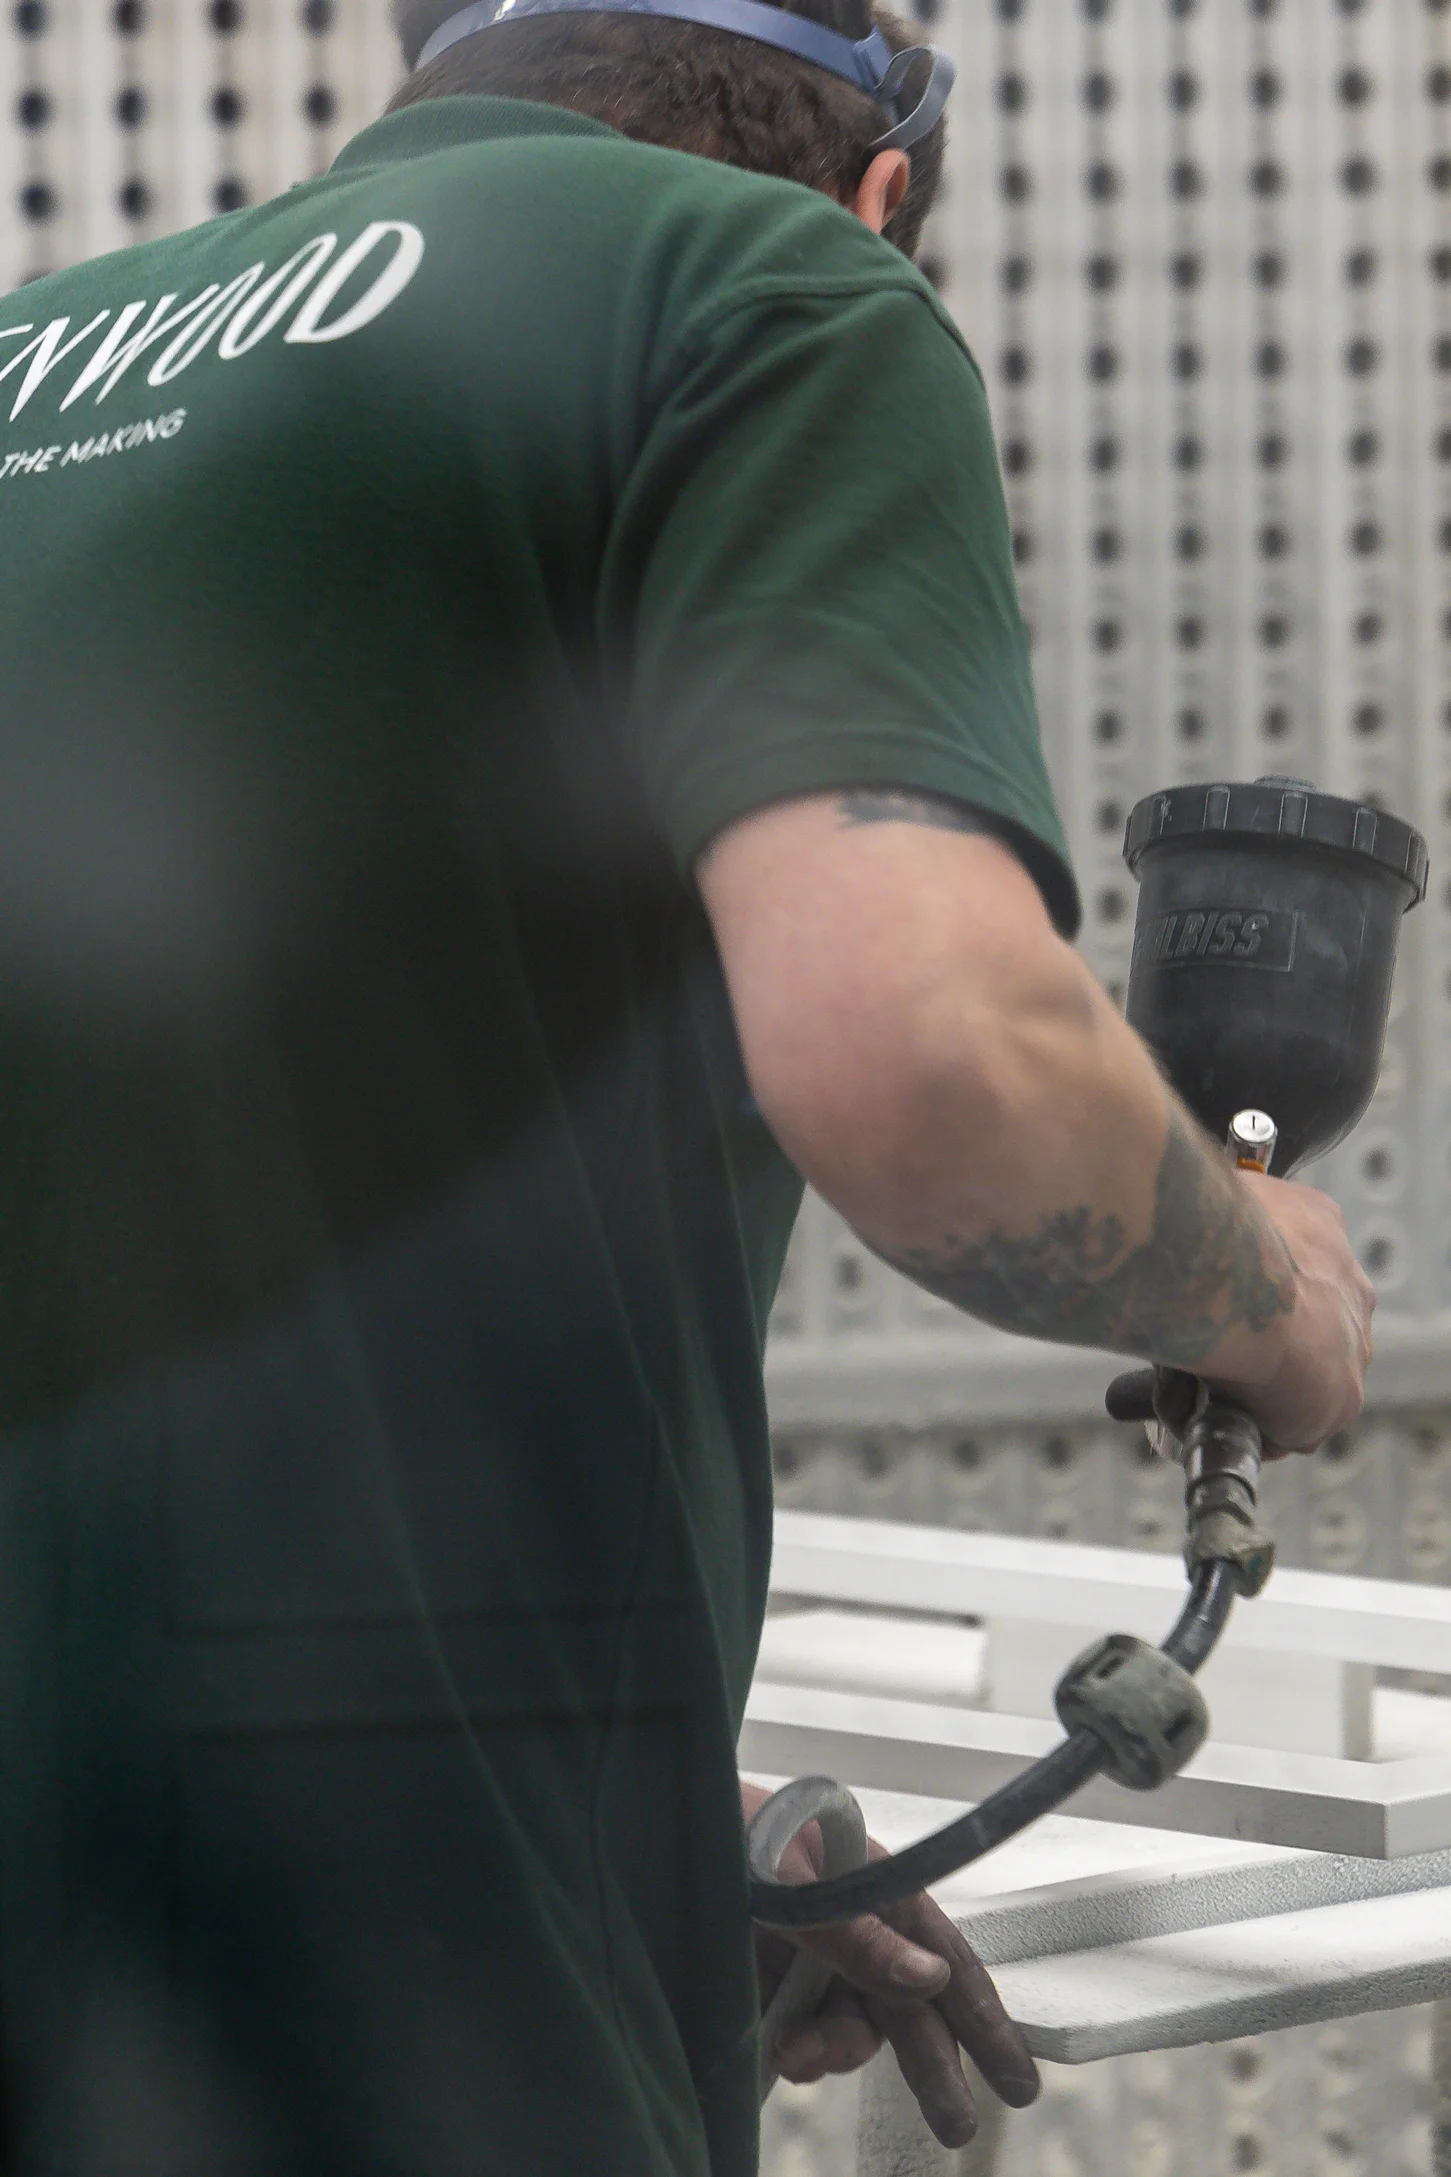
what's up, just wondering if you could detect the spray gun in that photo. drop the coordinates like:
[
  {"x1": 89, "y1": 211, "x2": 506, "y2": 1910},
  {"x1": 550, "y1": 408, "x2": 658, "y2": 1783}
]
[{"x1": 748, "y1": 776, "x2": 1428, "y2": 2100}]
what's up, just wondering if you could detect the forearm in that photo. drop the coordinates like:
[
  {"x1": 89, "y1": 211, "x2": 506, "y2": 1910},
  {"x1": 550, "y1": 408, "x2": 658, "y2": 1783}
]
[{"x1": 786, "y1": 949, "x2": 1297, "y2": 1383}]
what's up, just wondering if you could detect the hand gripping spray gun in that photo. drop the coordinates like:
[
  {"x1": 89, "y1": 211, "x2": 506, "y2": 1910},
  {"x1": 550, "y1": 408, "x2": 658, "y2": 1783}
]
[{"x1": 747, "y1": 777, "x2": 1428, "y2": 2100}]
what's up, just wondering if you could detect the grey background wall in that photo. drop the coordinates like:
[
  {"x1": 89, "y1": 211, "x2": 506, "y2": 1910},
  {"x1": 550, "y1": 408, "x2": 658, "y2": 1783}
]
[{"x1": 0, "y1": 0, "x2": 400, "y2": 288}]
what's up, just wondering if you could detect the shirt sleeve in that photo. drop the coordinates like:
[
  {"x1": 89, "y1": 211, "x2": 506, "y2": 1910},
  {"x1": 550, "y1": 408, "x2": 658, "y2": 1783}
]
[{"x1": 606, "y1": 264, "x2": 1080, "y2": 938}]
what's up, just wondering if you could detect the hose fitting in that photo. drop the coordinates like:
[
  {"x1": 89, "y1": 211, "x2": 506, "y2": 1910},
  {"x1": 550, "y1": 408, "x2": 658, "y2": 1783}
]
[
  {"x1": 1054, "y1": 1633, "x2": 1208, "y2": 1789},
  {"x1": 1179, "y1": 1397, "x2": 1275, "y2": 1597}
]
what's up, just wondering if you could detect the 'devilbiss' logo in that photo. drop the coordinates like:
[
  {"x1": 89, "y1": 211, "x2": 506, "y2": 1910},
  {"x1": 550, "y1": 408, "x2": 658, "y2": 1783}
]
[{"x1": 1134, "y1": 907, "x2": 1298, "y2": 973}]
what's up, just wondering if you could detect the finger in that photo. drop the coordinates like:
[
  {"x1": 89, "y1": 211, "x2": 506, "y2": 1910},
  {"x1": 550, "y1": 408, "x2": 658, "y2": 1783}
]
[
  {"x1": 864, "y1": 1994, "x2": 978, "y2": 2150},
  {"x1": 769, "y1": 1838, "x2": 951, "y2": 1996},
  {"x1": 775, "y1": 2005, "x2": 883, "y2": 2084},
  {"x1": 785, "y1": 1911, "x2": 951, "y2": 2003},
  {"x1": 773, "y1": 2024, "x2": 825, "y2": 2081},
  {"x1": 930, "y1": 1937, "x2": 1041, "y2": 2107},
  {"x1": 878, "y1": 1894, "x2": 1039, "y2": 2107},
  {"x1": 764, "y1": 1832, "x2": 1038, "y2": 2105}
]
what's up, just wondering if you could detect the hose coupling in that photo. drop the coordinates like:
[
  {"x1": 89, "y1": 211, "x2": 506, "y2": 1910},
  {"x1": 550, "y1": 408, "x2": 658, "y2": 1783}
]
[
  {"x1": 1054, "y1": 1634, "x2": 1209, "y2": 1790},
  {"x1": 1180, "y1": 1398, "x2": 1275, "y2": 1596}
]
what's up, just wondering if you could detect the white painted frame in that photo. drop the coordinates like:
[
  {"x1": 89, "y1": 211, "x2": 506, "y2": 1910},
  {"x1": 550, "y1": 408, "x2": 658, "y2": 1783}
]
[{"x1": 767, "y1": 1509, "x2": 1451, "y2": 1668}]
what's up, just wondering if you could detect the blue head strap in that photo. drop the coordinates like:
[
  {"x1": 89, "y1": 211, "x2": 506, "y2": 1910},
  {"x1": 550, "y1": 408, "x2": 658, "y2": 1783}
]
[{"x1": 417, "y1": 0, "x2": 953, "y2": 152}]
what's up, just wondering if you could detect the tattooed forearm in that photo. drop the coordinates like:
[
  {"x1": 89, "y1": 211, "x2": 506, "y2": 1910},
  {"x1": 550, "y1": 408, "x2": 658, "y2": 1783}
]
[
  {"x1": 881, "y1": 1111, "x2": 1297, "y2": 1363},
  {"x1": 837, "y1": 789, "x2": 1004, "y2": 840}
]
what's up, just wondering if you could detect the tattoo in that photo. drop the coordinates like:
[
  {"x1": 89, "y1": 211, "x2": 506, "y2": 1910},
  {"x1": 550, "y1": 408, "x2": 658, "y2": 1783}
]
[
  {"x1": 882, "y1": 1111, "x2": 1296, "y2": 1364},
  {"x1": 837, "y1": 789, "x2": 1003, "y2": 841}
]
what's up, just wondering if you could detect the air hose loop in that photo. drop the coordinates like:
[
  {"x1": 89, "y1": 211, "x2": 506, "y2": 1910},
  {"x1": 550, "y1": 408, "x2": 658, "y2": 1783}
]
[
  {"x1": 747, "y1": 1384, "x2": 1260, "y2": 1929},
  {"x1": 746, "y1": 1561, "x2": 1239, "y2": 1928}
]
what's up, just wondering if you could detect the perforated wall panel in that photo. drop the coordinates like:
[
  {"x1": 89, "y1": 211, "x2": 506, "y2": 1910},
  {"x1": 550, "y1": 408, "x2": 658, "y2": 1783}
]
[
  {"x1": 0, "y1": 1, "x2": 401, "y2": 291},
  {"x1": 771, "y1": 1401, "x2": 1451, "y2": 1579},
  {"x1": 772, "y1": 0, "x2": 1451, "y2": 1420}
]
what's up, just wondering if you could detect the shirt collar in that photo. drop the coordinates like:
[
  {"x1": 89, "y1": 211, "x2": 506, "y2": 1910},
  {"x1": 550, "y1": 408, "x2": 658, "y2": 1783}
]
[{"x1": 330, "y1": 94, "x2": 621, "y2": 174}]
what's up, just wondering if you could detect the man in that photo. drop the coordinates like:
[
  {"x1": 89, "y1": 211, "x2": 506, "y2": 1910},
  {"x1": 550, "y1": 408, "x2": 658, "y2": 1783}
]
[{"x1": 0, "y1": 0, "x2": 1371, "y2": 2170}]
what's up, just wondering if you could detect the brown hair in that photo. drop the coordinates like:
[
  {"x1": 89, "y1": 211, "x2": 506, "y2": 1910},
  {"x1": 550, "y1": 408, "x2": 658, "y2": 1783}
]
[{"x1": 388, "y1": 0, "x2": 944, "y2": 260}]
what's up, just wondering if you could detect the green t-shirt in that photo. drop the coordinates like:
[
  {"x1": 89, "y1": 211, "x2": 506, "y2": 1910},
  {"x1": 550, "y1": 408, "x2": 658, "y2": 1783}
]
[{"x1": 0, "y1": 96, "x2": 1075, "y2": 2177}]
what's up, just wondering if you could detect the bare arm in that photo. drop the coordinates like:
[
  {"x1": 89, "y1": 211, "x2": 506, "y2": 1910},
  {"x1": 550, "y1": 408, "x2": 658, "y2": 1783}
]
[{"x1": 698, "y1": 790, "x2": 1372, "y2": 1448}]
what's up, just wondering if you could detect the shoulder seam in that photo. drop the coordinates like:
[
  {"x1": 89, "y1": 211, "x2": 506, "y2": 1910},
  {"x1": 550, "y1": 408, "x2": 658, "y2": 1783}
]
[{"x1": 669, "y1": 270, "x2": 978, "y2": 377}]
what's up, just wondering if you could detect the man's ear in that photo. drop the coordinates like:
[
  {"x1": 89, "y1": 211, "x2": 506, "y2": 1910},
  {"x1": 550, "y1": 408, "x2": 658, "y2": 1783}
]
[{"x1": 851, "y1": 150, "x2": 911, "y2": 234}]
